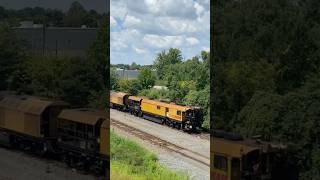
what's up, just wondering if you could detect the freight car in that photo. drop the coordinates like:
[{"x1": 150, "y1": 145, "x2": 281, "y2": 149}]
[
  {"x1": 0, "y1": 94, "x2": 109, "y2": 175},
  {"x1": 110, "y1": 91, "x2": 203, "y2": 130},
  {"x1": 211, "y1": 130, "x2": 297, "y2": 180}
]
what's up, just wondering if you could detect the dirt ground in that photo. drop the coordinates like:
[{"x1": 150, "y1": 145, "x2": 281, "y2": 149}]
[{"x1": 0, "y1": 147, "x2": 105, "y2": 180}]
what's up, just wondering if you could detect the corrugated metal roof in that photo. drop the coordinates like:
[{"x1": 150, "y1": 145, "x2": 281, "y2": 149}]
[
  {"x1": 0, "y1": 96, "x2": 68, "y2": 115},
  {"x1": 58, "y1": 108, "x2": 108, "y2": 125}
]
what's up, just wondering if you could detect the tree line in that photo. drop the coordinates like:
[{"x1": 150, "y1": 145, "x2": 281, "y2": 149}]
[
  {"x1": 0, "y1": 17, "x2": 108, "y2": 109},
  {"x1": 111, "y1": 48, "x2": 210, "y2": 129},
  {"x1": 0, "y1": 1, "x2": 106, "y2": 27},
  {"x1": 212, "y1": 0, "x2": 320, "y2": 178}
]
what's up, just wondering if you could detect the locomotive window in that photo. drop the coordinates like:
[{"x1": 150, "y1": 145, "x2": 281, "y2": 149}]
[
  {"x1": 165, "y1": 107, "x2": 169, "y2": 112},
  {"x1": 177, "y1": 111, "x2": 181, "y2": 115},
  {"x1": 157, "y1": 106, "x2": 160, "y2": 110},
  {"x1": 214, "y1": 155, "x2": 228, "y2": 171}
]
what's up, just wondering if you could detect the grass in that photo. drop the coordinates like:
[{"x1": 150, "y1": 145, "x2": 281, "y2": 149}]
[
  {"x1": 110, "y1": 130, "x2": 189, "y2": 180},
  {"x1": 155, "y1": 80, "x2": 167, "y2": 86}
]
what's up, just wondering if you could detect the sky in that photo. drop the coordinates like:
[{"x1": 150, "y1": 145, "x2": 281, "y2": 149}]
[
  {"x1": 0, "y1": 0, "x2": 109, "y2": 13},
  {"x1": 110, "y1": 0, "x2": 210, "y2": 65}
]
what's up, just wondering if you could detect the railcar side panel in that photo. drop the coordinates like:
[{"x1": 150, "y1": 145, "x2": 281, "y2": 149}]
[
  {"x1": 100, "y1": 121, "x2": 109, "y2": 156},
  {"x1": 141, "y1": 100, "x2": 166, "y2": 117}
]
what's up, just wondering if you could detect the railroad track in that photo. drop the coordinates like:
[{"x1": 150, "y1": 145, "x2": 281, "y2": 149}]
[{"x1": 111, "y1": 119, "x2": 210, "y2": 167}]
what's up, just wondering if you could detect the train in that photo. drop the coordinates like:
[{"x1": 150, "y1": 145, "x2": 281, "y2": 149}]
[
  {"x1": 110, "y1": 91, "x2": 203, "y2": 130},
  {"x1": 211, "y1": 130, "x2": 298, "y2": 180},
  {"x1": 0, "y1": 92, "x2": 109, "y2": 175}
]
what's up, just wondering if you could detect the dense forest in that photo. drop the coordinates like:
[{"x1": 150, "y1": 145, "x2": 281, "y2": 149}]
[
  {"x1": 0, "y1": 1, "x2": 106, "y2": 27},
  {"x1": 0, "y1": 3, "x2": 108, "y2": 109},
  {"x1": 111, "y1": 48, "x2": 210, "y2": 129},
  {"x1": 212, "y1": 0, "x2": 320, "y2": 179}
]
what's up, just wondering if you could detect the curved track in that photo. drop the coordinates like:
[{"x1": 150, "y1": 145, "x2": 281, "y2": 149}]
[{"x1": 111, "y1": 119, "x2": 210, "y2": 167}]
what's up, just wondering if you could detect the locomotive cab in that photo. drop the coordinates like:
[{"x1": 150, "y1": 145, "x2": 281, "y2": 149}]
[
  {"x1": 184, "y1": 108, "x2": 203, "y2": 130},
  {"x1": 212, "y1": 133, "x2": 289, "y2": 180}
]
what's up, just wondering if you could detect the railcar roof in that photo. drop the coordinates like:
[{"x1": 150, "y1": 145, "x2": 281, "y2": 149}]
[
  {"x1": 212, "y1": 136, "x2": 286, "y2": 158},
  {"x1": 142, "y1": 99, "x2": 192, "y2": 111},
  {"x1": 58, "y1": 108, "x2": 108, "y2": 125},
  {"x1": 110, "y1": 91, "x2": 129, "y2": 98},
  {"x1": 0, "y1": 96, "x2": 68, "y2": 115},
  {"x1": 128, "y1": 96, "x2": 143, "y2": 102}
]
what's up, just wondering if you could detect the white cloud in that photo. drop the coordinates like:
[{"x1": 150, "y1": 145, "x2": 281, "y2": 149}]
[
  {"x1": 202, "y1": 46, "x2": 210, "y2": 52},
  {"x1": 134, "y1": 47, "x2": 148, "y2": 54},
  {"x1": 143, "y1": 34, "x2": 184, "y2": 49},
  {"x1": 124, "y1": 15, "x2": 141, "y2": 27},
  {"x1": 186, "y1": 37, "x2": 200, "y2": 45},
  {"x1": 194, "y1": 2, "x2": 205, "y2": 16},
  {"x1": 111, "y1": 0, "x2": 210, "y2": 65}
]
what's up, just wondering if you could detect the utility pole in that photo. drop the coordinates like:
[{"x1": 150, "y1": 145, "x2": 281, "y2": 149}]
[{"x1": 42, "y1": 18, "x2": 46, "y2": 56}]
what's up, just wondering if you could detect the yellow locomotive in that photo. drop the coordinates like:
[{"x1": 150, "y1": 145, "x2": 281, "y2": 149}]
[
  {"x1": 211, "y1": 130, "x2": 297, "y2": 180},
  {"x1": 110, "y1": 91, "x2": 203, "y2": 130},
  {"x1": 0, "y1": 94, "x2": 109, "y2": 175}
]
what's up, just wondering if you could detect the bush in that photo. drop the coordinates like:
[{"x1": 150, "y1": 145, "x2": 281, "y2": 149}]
[{"x1": 111, "y1": 131, "x2": 189, "y2": 180}]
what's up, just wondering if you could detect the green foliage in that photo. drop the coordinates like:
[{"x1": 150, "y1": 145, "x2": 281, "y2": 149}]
[
  {"x1": 138, "y1": 68, "x2": 156, "y2": 89},
  {"x1": 89, "y1": 17, "x2": 109, "y2": 87},
  {"x1": 111, "y1": 131, "x2": 189, "y2": 180},
  {"x1": 88, "y1": 88, "x2": 108, "y2": 110},
  {"x1": 111, "y1": 68, "x2": 120, "y2": 90},
  {"x1": 184, "y1": 86, "x2": 210, "y2": 129},
  {"x1": 139, "y1": 89, "x2": 170, "y2": 100},
  {"x1": 154, "y1": 48, "x2": 183, "y2": 79},
  {"x1": 11, "y1": 56, "x2": 105, "y2": 107},
  {"x1": 0, "y1": 25, "x2": 25, "y2": 90},
  {"x1": 118, "y1": 79, "x2": 142, "y2": 95},
  {"x1": 63, "y1": 2, "x2": 101, "y2": 27},
  {"x1": 213, "y1": 60, "x2": 277, "y2": 130},
  {"x1": 0, "y1": 2, "x2": 104, "y2": 27},
  {"x1": 213, "y1": 0, "x2": 320, "y2": 178}
]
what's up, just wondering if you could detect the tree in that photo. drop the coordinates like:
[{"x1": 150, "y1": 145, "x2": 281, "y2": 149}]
[
  {"x1": 89, "y1": 17, "x2": 109, "y2": 88},
  {"x1": 138, "y1": 68, "x2": 156, "y2": 89},
  {"x1": 110, "y1": 68, "x2": 119, "y2": 90},
  {"x1": 63, "y1": 1, "x2": 87, "y2": 27},
  {"x1": 154, "y1": 48, "x2": 182, "y2": 79},
  {"x1": 0, "y1": 25, "x2": 25, "y2": 90}
]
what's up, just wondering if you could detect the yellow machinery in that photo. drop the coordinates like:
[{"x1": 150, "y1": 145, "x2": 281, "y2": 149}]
[
  {"x1": 110, "y1": 91, "x2": 129, "y2": 111},
  {"x1": 211, "y1": 131, "x2": 288, "y2": 180},
  {"x1": 0, "y1": 96, "x2": 68, "y2": 138},
  {"x1": 140, "y1": 98, "x2": 201, "y2": 129}
]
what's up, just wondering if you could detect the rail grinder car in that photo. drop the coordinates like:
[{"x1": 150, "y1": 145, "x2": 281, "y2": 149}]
[
  {"x1": 211, "y1": 130, "x2": 297, "y2": 180},
  {"x1": 0, "y1": 94, "x2": 109, "y2": 175},
  {"x1": 0, "y1": 95, "x2": 68, "y2": 153},
  {"x1": 110, "y1": 91, "x2": 203, "y2": 130},
  {"x1": 57, "y1": 108, "x2": 109, "y2": 173}
]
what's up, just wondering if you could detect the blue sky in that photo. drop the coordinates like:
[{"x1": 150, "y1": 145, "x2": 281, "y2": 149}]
[{"x1": 111, "y1": 0, "x2": 210, "y2": 65}]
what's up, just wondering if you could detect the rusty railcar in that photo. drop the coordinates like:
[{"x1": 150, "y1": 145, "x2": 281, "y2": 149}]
[
  {"x1": 57, "y1": 108, "x2": 109, "y2": 174},
  {"x1": 0, "y1": 96, "x2": 68, "y2": 153}
]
